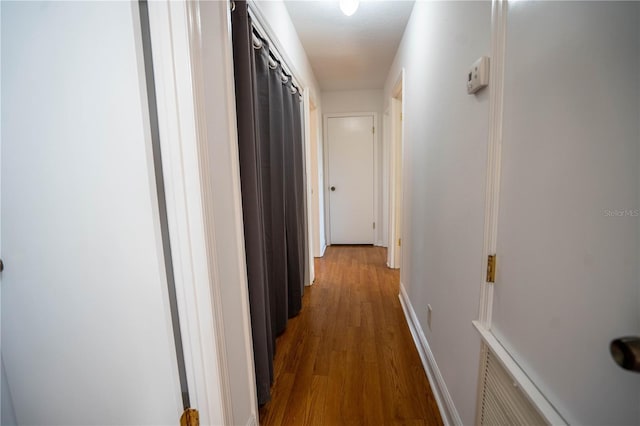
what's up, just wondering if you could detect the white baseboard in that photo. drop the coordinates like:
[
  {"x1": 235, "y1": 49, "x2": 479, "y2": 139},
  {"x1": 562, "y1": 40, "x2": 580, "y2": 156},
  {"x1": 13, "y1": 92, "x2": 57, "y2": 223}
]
[
  {"x1": 319, "y1": 244, "x2": 327, "y2": 257},
  {"x1": 398, "y1": 283, "x2": 462, "y2": 426},
  {"x1": 245, "y1": 414, "x2": 257, "y2": 426}
]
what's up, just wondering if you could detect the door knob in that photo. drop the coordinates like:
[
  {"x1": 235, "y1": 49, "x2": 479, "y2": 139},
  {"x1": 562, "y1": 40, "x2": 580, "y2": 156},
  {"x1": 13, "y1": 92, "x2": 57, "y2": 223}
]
[
  {"x1": 330, "y1": 186, "x2": 336, "y2": 192},
  {"x1": 610, "y1": 337, "x2": 640, "y2": 373},
  {"x1": 0, "y1": 258, "x2": 3, "y2": 272}
]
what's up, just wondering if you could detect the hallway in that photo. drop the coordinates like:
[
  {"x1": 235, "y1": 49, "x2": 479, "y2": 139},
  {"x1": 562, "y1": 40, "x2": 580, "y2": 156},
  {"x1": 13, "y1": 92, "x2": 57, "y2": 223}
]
[{"x1": 259, "y1": 246, "x2": 442, "y2": 425}]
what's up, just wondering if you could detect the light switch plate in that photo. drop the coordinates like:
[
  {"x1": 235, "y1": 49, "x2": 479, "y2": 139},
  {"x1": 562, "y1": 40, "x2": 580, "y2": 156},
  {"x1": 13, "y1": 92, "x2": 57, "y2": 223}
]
[{"x1": 467, "y1": 56, "x2": 490, "y2": 94}]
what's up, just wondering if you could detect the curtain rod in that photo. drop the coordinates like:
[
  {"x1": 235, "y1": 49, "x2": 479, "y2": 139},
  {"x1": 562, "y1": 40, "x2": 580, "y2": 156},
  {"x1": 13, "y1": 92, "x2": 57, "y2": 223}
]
[
  {"x1": 246, "y1": 5, "x2": 304, "y2": 93},
  {"x1": 252, "y1": 32, "x2": 302, "y2": 96}
]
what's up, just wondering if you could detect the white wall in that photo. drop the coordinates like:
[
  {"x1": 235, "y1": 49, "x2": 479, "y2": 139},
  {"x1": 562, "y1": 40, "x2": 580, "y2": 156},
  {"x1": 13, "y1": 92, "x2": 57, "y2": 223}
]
[
  {"x1": 322, "y1": 90, "x2": 387, "y2": 246},
  {"x1": 322, "y1": 89, "x2": 384, "y2": 115},
  {"x1": 1, "y1": 359, "x2": 16, "y2": 425},
  {"x1": 1, "y1": 2, "x2": 183, "y2": 423},
  {"x1": 383, "y1": 2, "x2": 492, "y2": 424}
]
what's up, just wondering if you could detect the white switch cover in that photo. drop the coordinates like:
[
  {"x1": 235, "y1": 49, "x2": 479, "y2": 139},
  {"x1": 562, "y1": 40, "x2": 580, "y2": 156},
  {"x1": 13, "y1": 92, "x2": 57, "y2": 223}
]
[{"x1": 467, "y1": 56, "x2": 489, "y2": 94}]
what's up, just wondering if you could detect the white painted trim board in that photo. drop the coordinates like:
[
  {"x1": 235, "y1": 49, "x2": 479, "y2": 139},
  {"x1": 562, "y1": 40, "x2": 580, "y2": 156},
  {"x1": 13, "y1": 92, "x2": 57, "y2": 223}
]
[
  {"x1": 398, "y1": 284, "x2": 463, "y2": 426},
  {"x1": 472, "y1": 322, "x2": 567, "y2": 425}
]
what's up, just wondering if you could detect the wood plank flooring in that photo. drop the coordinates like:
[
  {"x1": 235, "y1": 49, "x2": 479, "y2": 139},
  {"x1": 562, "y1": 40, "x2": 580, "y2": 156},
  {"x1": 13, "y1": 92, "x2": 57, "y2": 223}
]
[{"x1": 259, "y1": 246, "x2": 443, "y2": 426}]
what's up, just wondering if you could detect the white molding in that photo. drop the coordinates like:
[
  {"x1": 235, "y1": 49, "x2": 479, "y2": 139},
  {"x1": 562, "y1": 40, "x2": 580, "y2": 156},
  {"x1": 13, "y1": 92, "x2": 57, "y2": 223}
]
[
  {"x1": 478, "y1": 0, "x2": 507, "y2": 328},
  {"x1": 319, "y1": 243, "x2": 327, "y2": 258},
  {"x1": 323, "y1": 112, "x2": 379, "y2": 246},
  {"x1": 146, "y1": 1, "x2": 230, "y2": 423},
  {"x1": 474, "y1": 2, "x2": 507, "y2": 424},
  {"x1": 381, "y1": 106, "x2": 391, "y2": 249},
  {"x1": 303, "y1": 89, "x2": 315, "y2": 286},
  {"x1": 387, "y1": 69, "x2": 405, "y2": 269},
  {"x1": 245, "y1": 414, "x2": 258, "y2": 426},
  {"x1": 147, "y1": 1, "x2": 258, "y2": 424},
  {"x1": 322, "y1": 114, "x2": 331, "y2": 245},
  {"x1": 196, "y1": 1, "x2": 259, "y2": 423},
  {"x1": 398, "y1": 284, "x2": 463, "y2": 426},
  {"x1": 472, "y1": 322, "x2": 567, "y2": 426}
]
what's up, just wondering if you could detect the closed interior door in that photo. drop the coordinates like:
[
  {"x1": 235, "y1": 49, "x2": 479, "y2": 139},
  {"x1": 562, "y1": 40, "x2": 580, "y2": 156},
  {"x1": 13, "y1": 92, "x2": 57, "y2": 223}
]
[
  {"x1": 1, "y1": 2, "x2": 181, "y2": 424},
  {"x1": 490, "y1": 2, "x2": 639, "y2": 424},
  {"x1": 327, "y1": 115, "x2": 374, "y2": 244}
]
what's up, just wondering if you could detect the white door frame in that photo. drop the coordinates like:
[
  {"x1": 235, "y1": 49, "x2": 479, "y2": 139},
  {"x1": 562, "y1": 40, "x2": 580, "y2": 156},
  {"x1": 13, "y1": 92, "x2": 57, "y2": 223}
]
[
  {"x1": 387, "y1": 70, "x2": 405, "y2": 269},
  {"x1": 476, "y1": 0, "x2": 506, "y2": 331},
  {"x1": 307, "y1": 99, "x2": 325, "y2": 259},
  {"x1": 146, "y1": 1, "x2": 258, "y2": 424},
  {"x1": 303, "y1": 90, "x2": 316, "y2": 285},
  {"x1": 323, "y1": 112, "x2": 379, "y2": 245}
]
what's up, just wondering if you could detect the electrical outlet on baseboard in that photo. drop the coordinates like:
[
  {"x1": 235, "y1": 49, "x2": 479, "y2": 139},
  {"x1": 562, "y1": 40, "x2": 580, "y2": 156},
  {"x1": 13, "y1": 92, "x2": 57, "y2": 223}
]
[{"x1": 427, "y1": 304, "x2": 433, "y2": 330}]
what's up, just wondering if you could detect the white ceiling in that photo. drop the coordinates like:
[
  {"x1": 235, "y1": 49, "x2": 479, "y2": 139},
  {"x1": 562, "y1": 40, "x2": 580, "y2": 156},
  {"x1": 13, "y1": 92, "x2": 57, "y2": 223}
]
[{"x1": 284, "y1": 0, "x2": 415, "y2": 91}]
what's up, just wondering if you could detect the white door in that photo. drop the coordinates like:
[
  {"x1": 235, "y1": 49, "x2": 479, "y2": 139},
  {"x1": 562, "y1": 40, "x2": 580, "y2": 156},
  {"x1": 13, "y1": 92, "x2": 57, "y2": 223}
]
[
  {"x1": 490, "y1": 2, "x2": 639, "y2": 424},
  {"x1": 1, "y1": 2, "x2": 182, "y2": 424},
  {"x1": 327, "y1": 116, "x2": 374, "y2": 244}
]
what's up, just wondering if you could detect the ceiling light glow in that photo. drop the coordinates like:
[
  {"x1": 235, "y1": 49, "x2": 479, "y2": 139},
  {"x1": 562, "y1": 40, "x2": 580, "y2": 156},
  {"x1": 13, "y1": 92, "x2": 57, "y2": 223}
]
[{"x1": 339, "y1": 0, "x2": 359, "y2": 16}]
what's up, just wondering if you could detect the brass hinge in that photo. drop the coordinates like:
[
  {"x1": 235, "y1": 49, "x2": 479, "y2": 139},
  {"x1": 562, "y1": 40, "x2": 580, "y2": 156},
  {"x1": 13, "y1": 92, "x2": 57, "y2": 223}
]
[
  {"x1": 400, "y1": 112, "x2": 403, "y2": 121},
  {"x1": 180, "y1": 408, "x2": 199, "y2": 426},
  {"x1": 486, "y1": 255, "x2": 496, "y2": 283},
  {"x1": 373, "y1": 222, "x2": 376, "y2": 229},
  {"x1": 372, "y1": 126, "x2": 375, "y2": 134},
  {"x1": 398, "y1": 238, "x2": 402, "y2": 247}
]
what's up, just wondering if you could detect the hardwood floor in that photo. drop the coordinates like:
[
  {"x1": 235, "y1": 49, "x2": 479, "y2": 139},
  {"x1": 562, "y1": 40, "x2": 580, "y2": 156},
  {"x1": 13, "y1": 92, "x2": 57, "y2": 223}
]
[{"x1": 258, "y1": 246, "x2": 443, "y2": 426}]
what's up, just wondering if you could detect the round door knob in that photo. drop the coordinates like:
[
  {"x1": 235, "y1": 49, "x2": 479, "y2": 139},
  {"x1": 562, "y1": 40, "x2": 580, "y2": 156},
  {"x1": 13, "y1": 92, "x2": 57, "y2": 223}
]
[
  {"x1": 611, "y1": 337, "x2": 640, "y2": 373},
  {"x1": 330, "y1": 186, "x2": 336, "y2": 191}
]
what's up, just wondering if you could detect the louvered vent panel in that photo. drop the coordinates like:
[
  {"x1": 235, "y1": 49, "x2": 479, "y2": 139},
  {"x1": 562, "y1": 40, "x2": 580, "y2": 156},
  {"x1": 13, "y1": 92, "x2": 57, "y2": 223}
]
[{"x1": 479, "y1": 347, "x2": 548, "y2": 426}]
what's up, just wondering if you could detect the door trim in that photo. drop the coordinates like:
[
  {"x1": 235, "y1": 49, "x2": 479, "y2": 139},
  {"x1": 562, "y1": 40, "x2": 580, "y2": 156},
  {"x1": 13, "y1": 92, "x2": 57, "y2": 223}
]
[
  {"x1": 477, "y1": 0, "x2": 507, "y2": 331},
  {"x1": 323, "y1": 112, "x2": 379, "y2": 245},
  {"x1": 302, "y1": 90, "x2": 316, "y2": 285},
  {"x1": 474, "y1": 3, "x2": 507, "y2": 423},
  {"x1": 387, "y1": 69, "x2": 405, "y2": 269},
  {"x1": 146, "y1": 1, "x2": 257, "y2": 424}
]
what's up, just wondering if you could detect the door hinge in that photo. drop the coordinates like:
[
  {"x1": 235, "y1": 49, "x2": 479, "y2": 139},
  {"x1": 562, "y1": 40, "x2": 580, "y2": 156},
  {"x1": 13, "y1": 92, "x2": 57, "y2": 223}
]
[
  {"x1": 373, "y1": 222, "x2": 376, "y2": 229},
  {"x1": 372, "y1": 126, "x2": 375, "y2": 134},
  {"x1": 400, "y1": 112, "x2": 403, "y2": 121},
  {"x1": 486, "y1": 254, "x2": 496, "y2": 283},
  {"x1": 180, "y1": 408, "x2": 199, "y2": 426},
  {"x1": 398, "y1": 238, "x2": 401, "y2": 247}
]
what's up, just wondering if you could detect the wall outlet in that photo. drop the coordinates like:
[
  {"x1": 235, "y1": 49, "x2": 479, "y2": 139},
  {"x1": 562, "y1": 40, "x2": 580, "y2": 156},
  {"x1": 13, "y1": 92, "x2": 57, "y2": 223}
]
[{"x1": 427, "y1": 304, "x2": 433, "y2": 330}]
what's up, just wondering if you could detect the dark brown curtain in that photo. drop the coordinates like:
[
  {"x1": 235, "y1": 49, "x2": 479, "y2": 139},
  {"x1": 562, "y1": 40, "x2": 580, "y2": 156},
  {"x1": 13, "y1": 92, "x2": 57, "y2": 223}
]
[{"x1": 231, "y1": 0, "x2": 306, "y2": 405}]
